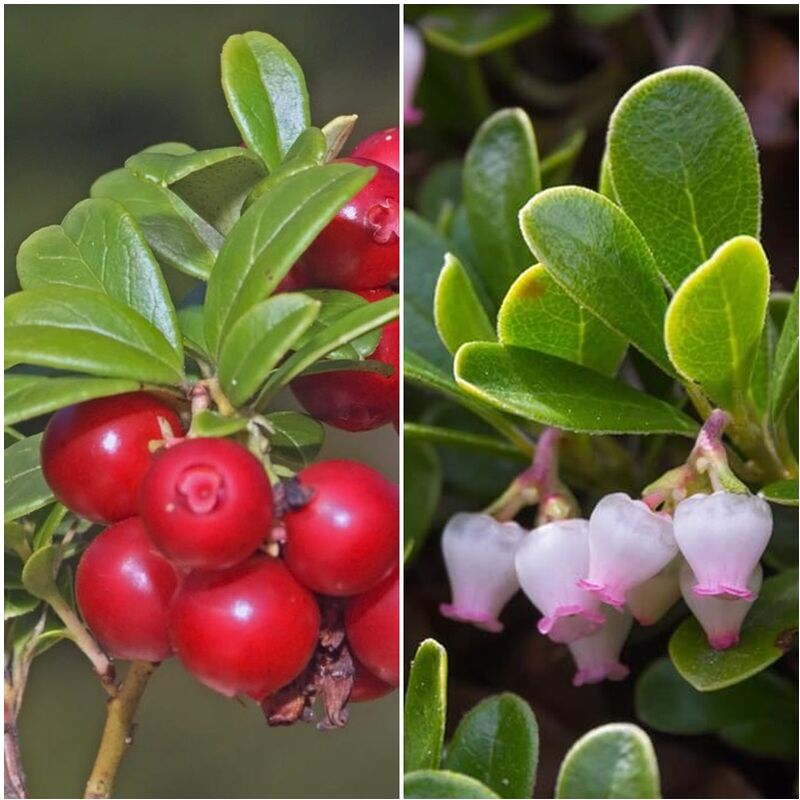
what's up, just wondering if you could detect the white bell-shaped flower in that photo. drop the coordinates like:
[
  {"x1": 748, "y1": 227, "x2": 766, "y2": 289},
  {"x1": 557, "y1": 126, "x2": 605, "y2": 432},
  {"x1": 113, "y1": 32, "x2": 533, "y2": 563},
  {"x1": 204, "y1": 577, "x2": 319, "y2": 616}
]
[
  {"x1": 439, "y1": 512, "x2": 525, "y2": 632},
  {"x1": 578, "y1": 493, "x2": 678, "y2": 608},
  {"x1": 674, "y1": 491, "x2": 772, "y2": 600},
  {"x1": 626, "y1": 556, "x2": 683, "y2": 625},
  {"x1": 568, "y1": 606, "x2": 633, "y2": 686},
  {"x1": 515, "y1": 519, "x2": 604, "y2": 644},
  {"x1": 680, "y1": 560, "x2": 762, "y2": 650}
]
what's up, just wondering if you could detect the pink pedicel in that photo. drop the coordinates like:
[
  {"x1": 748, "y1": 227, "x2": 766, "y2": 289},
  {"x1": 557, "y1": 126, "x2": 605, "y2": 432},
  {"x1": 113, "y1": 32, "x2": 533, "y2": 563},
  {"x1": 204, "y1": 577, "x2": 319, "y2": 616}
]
[
  {"x1": 680, "y1": 560, "x2": 762, "y2": 650},
  {"x1": 404, "y1": 26, "x2": 425, "y2": 125},
  {"x1": 673, "y1": 491, "x2": 772, "y2": 600},
  {"x1": 515, "y1": 519, "x2": 605, "y2": 644},
  {"x1": 568, "y1": 606, "x2": 633, "y2": 687},
  {"x1": 578, "y1": 493, "x2": 678, "y2": 609},
  {"x1": 439, "y1": 512, "x2": 524, "y2": 632},
  {"x1": 627, "y1": 556, "x2": 683, "y2": 625}
]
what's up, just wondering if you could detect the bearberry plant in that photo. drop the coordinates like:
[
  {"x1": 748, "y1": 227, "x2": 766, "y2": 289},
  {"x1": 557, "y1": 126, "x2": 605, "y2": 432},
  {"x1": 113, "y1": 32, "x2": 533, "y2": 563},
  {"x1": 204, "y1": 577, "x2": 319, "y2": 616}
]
[
  {"x1": 405, "y1": 62, "x2": 798, "y2": 788},
  {"x1": 5, "y1": 31, "x2": 399, "y2": 799}
]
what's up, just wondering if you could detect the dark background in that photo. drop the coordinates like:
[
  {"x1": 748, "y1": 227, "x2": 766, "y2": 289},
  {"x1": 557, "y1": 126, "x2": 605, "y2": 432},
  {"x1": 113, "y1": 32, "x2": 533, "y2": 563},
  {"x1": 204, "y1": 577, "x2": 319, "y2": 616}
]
[{"x1": 6, "y1": 5, "x2": 400, "y2": 798}]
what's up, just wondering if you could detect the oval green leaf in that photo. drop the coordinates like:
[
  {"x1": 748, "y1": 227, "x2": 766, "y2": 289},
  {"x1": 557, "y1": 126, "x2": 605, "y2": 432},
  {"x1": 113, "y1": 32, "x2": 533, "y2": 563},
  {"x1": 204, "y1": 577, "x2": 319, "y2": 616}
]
[
  {"x1": 203, "y1": 162, "x2": 372, "y2": 356},
  {"x1": 759, "y1": 478, "x2": 799, "y2": 506},
  {"x1": 556, "y1": 723, "x2": 661, "y2": 799},
  {"x1": 771, "y1": 283, "x2": 798, "y2": 422},
  {"x1": 520, "y1": 186, "x2": 672, "y2": 373},
  {"x1": 455, "y1": 343, "x2": 697, "y2": 435},
  {"x1": 404, "y1": 770, "x2": 499, "y2": 799},
  {"x1": 188, "y1": 411, "x2": 249, "y2": 439},
  {"x1": 669, "y1": 569, "x2": 799, "y2": 691},
  {"x1": 608, "y1": 66, "x2": 760, "y2": 290},
  {"x1": 434, "y1": 253, "x2": 495, "y2": 354},
  {"x1": 4, "y1": 374, "x2": 142, "y2": 426},
  {"x1": 264, "y1": 411, "x2": 325, "y2": 471},
  {"x1": 404, "y1": 440, "x2": 441, "y2": 563},
  {"x1": 4, "y1": 434, "x2": 53, "y2": 522},
  {"x1": 17, "y1": 198, "x2": 182, "y2": 353},
  {"x1": 221, "y1": 32, "x2": 310, "y2": 170},
  {"x1": 444, "y1": 693, "x2": 539, "y2": 799},
  {"x1": 665, "y1": 236, "x2": 769, "y2": 411},
  {"x1": 321, "y1": 115, "x2": 358, "y2": 162},
  {"x1": 405, "y1": 638, "x2": 448, "y2": 772},
  {"x1": 464, "y1": 108, "x2": 541, "y2": 308},
  {"x1": 6, "y1": 287, "x2": 184, "y2": 385},
  {"x1": 21, "y1": 544, "x2": 59, "y2": 601},
  {"x1": 218, "y1": 294, "x2": 320, "y2": 406},
  {"x1": 91, "y1": 168, "x2": 222, "y2": 280},
  {"x1": 498, "y1": 264, "x2": 627, "y2": 376}
]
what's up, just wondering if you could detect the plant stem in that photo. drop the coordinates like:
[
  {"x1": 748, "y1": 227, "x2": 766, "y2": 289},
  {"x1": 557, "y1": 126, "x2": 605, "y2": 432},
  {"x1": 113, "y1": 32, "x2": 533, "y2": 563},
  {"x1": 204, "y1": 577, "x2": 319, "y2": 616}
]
[
  {"x1": 84, "y1": 661, "x2": 156, "y2": 799},
  {"x1": 4, "y1": 675, "x2": 26, "y2": 800}
]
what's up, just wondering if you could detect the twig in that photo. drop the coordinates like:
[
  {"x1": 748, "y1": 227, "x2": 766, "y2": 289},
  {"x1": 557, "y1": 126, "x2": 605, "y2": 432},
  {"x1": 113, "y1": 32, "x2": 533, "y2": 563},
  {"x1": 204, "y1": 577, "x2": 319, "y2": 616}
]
[
  {"x1": 5, "y1": 676, "x2": 26, "y2": 800},
  {"x1": 84, "y1": 661, "x2": 157, "y2": 799}
]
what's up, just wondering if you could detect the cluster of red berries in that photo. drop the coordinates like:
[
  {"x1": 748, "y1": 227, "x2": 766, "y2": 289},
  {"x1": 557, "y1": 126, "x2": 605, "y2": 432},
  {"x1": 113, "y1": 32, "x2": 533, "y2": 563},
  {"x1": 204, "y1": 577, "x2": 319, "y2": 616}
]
[
  {"x1": 283, "y1": 127, "x2": 400, "y2": 433},
  {"x1": 41, "y1": 392, "x2": 399, "y2": 709}
]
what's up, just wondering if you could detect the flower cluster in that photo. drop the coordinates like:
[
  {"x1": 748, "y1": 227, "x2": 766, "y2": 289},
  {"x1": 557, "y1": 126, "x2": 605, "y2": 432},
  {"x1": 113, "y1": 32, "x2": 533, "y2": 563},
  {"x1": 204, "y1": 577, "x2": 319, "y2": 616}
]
[{"x1": 440, "y1": 489, "x2": 773, "y2": 687}]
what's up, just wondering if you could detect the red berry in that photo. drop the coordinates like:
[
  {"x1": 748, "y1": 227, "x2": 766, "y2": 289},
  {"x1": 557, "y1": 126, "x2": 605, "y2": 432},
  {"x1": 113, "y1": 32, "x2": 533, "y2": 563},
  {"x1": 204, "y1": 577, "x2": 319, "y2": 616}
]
[
  {"x1": 76, "y1": 517, "x2": 181, "y2": 661},
  {"x1": 41, "y1": 392, "x2": 184, "y2": 524},
  {"x1": 291, "y1": 289, "x2": 399, "y2": 431},
  {"x1": 275, "y1": 261, "x2": 313, "y2": 293},
  {"x1": 345, "y1": 570, "x2": 399, "y2": 686},
  {"x1": 283, "y1": 460, "x2": 398, "y2": 596},
  {"x1": 170, "y1": 555, "x2": 320, "y2": 700},
  {"x1": 350, "y1": 127, "x2": 399, "y2": 172},
  {"x1": 139, "y1": 437, "x2": 273, "y2": 570},
  {"x1": 349, "y1": 656, "x2": 394, "y2": 703},
  {"x1": 300, "y1": 157, "x2": 398, "y2": 290}
]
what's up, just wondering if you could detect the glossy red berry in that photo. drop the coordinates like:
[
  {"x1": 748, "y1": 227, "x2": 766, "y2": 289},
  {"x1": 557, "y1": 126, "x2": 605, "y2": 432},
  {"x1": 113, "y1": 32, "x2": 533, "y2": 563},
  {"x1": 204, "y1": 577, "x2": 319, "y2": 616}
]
[
  {"x1": 139, "y1": 437, "x2": 273, "y2": 570},
  {"x1": 350, "y1": 127, "x2": 399, "y2": 172},
  {"x1": 41, "y1": 392, "x2": 184, "y2": 524},
  {"x1": 275, "y1": 261, "x2": 313, "y2": 292},
  {"x1": 283, "y1": 460, "x2": 398, "y2": 596},
  {"x1": 76, "y1": 517, "x2": 181, "y2": 661},
  {"x1": 345, "y1": 569, "x2": 399, "y2": 686},
  {"x1": 291, "y1": 288, "x2": 399, "y2": 431},
  {"x1": 349, "y1": 656, "x2": 394, "y2": 703},
  {"x1": 299, "y1": 157, "x2": 398, "y2": 290},
  {"x1": 171, "y1": 555, "x2": 320, "y2": 700}
]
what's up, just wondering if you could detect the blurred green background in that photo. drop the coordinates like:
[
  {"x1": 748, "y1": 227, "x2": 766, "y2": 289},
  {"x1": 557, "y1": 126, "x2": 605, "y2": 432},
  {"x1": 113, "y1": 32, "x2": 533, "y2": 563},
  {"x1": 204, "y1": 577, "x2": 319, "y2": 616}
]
[{"x1": 6, "y1": 5, "x2": 400, "y2": 799}]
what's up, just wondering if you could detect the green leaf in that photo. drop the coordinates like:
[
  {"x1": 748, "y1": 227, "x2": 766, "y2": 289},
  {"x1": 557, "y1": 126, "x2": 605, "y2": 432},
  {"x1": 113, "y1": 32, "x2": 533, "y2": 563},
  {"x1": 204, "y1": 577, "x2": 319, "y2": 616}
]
[
  {"x1": 221, "y1": 32, "x2": 310, "y2": 170},
  {"x1": 404, "y1": 423, "x2": 524, "y2": 461},
  {"x1": 265, "y1": 411, "x2": 324, "y2": 470},
  {"x1": 718, "y1": 717, "x2": 798, "y2": 761},
  {"x1": 556, "y1": 724, "x2": 661, "y2": 799},
  {"x1": 203, "y1": 162, "x2": 372, "y2": 356},
  {"x1": 21, "y1": 545, "x2": 59, "y2": 601},
  {"x1": 455, "y1": 343, "x2": 697, "y2": 435},
  {"x1": 571, "y1": 5, "x2": 641, "y2": 26},
  {"x1": 771, "y1": 283, "x2": 798, "y2": 421},
  {"x1": 759, "y1": 478, "x2": 799, "y2": 506},
  {"x1": 405, "y1": 211, "x2": 454, "y2": 370},
  {"x1": 404, "y1": 441, "x2": 441, "y2": 563},
  {"x1": 293, "y1": 290, "x2": 381, "y2": 360},
  {"x1": 444, "y1": 693, "x2": 539, "y2": 799},
  {"x1": 498, "y1": 264, "x2": 626, "y2": 376},
  {"x1": 5, "y1": 590, "x2": 40, "y2": 620},
  {"x1": 4, "y1": 434, "x2": 53, "y2": 522},
  {"x1": 434, "y1": 253, "x2": 495, "y2": 354},
  {"x1": 669, "y1": 569, "x2": 799, "y2": 691},
  {"x1": 126, "y1": 146, "x2": 266, "y2": 235},
  {"x1": 176, "y1": 285, "x2": 209, "y2": 358},
  {"x1": 636, "y1": 657, "x2": 796, "y2": 735},
  {"x1": 321, "y1": 115, "x2": 358, "y2": 162},
  {"x1": 5, "y1": 521, "x2": 31, "y2": 559},
  {"x1": 218, "y1": 294, "x2": 320, "y2": 406},
  {"x1": 404, "y1": 771, "x2": 499, "y2": 799},
  {"x1": 298, "y1": 359, "x2": 392, "y2": 378},
  {"x1": 405, "y1": 639, "x2": 448, "y2": 772},
  {"x1": 5, "y1": 374, "x2": 142, "y2": 426},
  {"x1": 748, "y1": 312, "x2": 778, "y2": 418},
  {"x1": 91, "y1": 168, "x2": 222, "y2": 280},
  {"x1": 188, "y1": 411, "x2": 248, "y2": 439},
  {"x1": 464, "y1": 108, "x2": 541, "y2": 308},
  {"x1": 664, "y1": 236, "x2": 769, "y2": 410},
  {"x1": 254, "y1": 294, "x2": 398, "y2": 407},
  {"x1": 520, "y1": 186, "x2": 672, "y2": 373},
  {"x1": 541, "y1": 129, "x2": 586, "y2": 188},
  {"x1": 5, "y1": 287, "x2": 185, "y2": 385},
  {"x1": 17, "y1": 198, "x2": 182, "y2": 353},
  {"x1": 417, "y1": 160, "x2": 463, "y2": 225},
  {"x1": 420, "y1": 6, "x2": 551, "y2": 56},
  {"x1": 607, "y1": 66, "x2": 760, "y2": 290},
  {"x1": 283, "y1": 127, "x2": 326, "y2": 164},
  {"x1": 32, "y1": 624, "x2": 76, "y2": 658}
]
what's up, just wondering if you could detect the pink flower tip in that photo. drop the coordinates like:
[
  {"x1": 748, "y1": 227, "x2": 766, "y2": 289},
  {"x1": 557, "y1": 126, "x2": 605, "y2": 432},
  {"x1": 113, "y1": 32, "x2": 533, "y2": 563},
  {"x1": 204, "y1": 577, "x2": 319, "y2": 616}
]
[
  {"x1": 572, "y1": 661, "x2": 629, "y2": 687},
  {"x1": 693, "y1": 584, "x2": 756, "y2": 601},
  {"x1": 708, "y1": 632, "x2": 740, "y2": 650},
  {"x1": 577, "y1": 579, "x2": 626, "y2": 608},
  {"x1": 439, "y1": 603, "x2": 503, "y2": 633}
]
